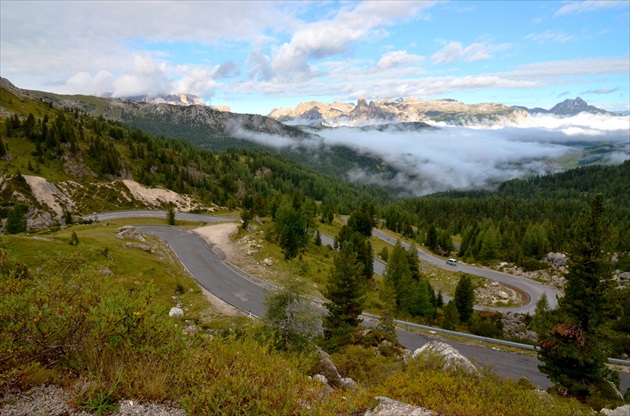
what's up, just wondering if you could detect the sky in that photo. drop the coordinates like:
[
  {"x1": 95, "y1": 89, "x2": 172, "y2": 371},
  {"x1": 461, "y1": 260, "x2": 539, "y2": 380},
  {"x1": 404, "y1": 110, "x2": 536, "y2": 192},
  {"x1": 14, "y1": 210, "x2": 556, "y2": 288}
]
[{"x1": 1, "y1": 0, "x2": 629, "y2": 115}]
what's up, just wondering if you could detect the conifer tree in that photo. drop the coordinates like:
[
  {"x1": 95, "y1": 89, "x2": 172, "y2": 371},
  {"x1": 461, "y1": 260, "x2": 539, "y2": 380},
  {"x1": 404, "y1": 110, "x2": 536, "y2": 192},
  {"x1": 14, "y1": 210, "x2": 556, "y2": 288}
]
[
  {"x1": 323, "y1": 242, "x2": 366, "y2": 338},
  {"x1": 454, "y1": 274, "x2": 475, "y2": 323},
  {"x1": 377, "y1": 279, "x2": 398, "y2": 339},
  {"x1": 536, "y1": 194, "x2": 618, "y2": 399},
  {"x1": 442, "y1": 301, "x2": 460, "y2": 330}
]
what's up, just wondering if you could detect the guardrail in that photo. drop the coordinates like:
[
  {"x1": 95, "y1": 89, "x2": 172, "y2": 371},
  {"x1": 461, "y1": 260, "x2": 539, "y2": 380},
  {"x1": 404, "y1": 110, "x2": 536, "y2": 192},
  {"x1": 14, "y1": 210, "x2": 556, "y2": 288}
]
[{"x1": 224, "y1": 260, "x2": 629, "y2": 366}]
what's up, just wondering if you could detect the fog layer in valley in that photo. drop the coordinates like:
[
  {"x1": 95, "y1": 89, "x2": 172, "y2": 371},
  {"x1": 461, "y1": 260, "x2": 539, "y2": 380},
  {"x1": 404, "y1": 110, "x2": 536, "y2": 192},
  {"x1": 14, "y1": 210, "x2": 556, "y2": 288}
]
[{"x1": 230, "y1": 113, "x2": 630, "y2": 196}]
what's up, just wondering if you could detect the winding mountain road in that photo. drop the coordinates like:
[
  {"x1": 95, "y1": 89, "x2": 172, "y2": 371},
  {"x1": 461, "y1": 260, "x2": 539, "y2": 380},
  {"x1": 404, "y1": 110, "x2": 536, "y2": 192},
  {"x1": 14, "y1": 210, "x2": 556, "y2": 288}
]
[{"x1": 85, "y1": 210, "x2": 628, "y2": 390}]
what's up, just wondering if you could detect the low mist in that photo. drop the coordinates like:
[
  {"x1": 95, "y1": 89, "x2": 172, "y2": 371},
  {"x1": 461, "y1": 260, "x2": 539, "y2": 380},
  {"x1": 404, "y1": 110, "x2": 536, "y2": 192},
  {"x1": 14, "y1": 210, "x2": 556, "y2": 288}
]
[{"x1": 229, "y1": 113, "x2": 630, "y2": 196}]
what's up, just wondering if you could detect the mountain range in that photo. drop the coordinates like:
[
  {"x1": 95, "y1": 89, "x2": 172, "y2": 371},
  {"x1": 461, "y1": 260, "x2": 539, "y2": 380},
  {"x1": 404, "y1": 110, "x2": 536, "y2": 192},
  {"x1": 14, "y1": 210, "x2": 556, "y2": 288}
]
[
  {"x1": 1, "y1": 78, "x2": 626, "y2": 199},
  {"x1": 268, "y1": 96, "x2": 612, "y2": 127}
]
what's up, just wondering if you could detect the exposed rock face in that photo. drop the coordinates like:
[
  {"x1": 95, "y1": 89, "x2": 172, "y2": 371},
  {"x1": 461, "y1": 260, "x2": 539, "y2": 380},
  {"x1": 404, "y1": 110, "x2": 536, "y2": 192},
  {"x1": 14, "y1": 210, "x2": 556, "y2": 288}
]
[
  {"x1": 24, "y1": 175, "x2": 75, "y2": 217},
  {"x1": 364, "y1": 397, "x2": 437, "y2": 416},
  {"x1": 412, "y1": 341, "x2": 478, "y2": 375},
  {"x1": 269, "y1": 97, "x2": 526, "y2": 126}
]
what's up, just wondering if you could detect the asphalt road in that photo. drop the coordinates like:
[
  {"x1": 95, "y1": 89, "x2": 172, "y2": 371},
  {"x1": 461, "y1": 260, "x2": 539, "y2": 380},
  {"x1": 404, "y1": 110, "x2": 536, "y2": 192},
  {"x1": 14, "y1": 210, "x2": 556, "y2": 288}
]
[
  {"x1": 137, "y1": 225, "x2": 269, "y2": 318},
  {"x1": 371, "y1": 229, "x2": 561, "y2": 315},
  {"x1": 82, "y1": 210, "x2": 236, "y2": 224}
]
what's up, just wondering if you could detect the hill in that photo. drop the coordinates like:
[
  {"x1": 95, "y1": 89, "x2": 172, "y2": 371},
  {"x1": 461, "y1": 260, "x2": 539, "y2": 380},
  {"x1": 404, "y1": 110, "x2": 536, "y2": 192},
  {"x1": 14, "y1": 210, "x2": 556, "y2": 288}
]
[
  {"x1": 0, "y1": 80, "x2": 390, "y2": 231},
  {"x1": 0, "y1": 78, "x2": 411, "y2": 190}
]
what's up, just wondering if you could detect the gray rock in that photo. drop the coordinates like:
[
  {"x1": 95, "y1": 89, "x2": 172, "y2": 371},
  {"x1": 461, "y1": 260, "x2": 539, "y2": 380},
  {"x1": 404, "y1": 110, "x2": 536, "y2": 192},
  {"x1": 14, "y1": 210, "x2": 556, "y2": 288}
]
[
  {"x1": 116, "y1": 226, "x2": 146, "y2": 242},
  {"x1": 600, "y1": 404, "x2": 630, "y2": 416},
  {"x1": 313, "y1": 374, "x2": 328, "y2": 384},
  {"x1": 412, "y1": 341, "x2": 478, "y2": 375},
  {"x1": 123, "y1": 242, "x2": 152, "y2": 252},
  {"x1": 168, "y1": 307, "x2": 184, "y2": 318},
  {"x1": 364, "y1": 396, "x2": 437, "y2": 416},
  {"x1": 262, "y1": 258, "x2": 273, "y2": 266},
  {"x1": 340, "y1": 377, "x2": 358, "y2": 390},
  {"x1": 312, "y1": 348, "x2": 342, "y2": 388},
  {"x1": 545, "y1": 252, "x2": 567, "y2": 269}
]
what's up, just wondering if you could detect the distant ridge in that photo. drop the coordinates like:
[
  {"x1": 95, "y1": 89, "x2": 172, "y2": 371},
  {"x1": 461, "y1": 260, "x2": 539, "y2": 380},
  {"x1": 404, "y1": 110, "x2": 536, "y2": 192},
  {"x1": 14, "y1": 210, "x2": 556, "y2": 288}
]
[{"x1": 514, "y1": 97, "x2": 609, "y2": 116}]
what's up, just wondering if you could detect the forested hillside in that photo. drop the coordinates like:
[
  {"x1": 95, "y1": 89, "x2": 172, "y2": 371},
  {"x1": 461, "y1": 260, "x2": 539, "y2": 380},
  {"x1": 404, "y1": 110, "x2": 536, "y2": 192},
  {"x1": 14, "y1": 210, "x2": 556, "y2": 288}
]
[
  {"x1": 384, "y1": 162, "x2": 630, "y2": 270},
  {"x1": 0, "y1": 84, "x2": 390, "y2": 226}
]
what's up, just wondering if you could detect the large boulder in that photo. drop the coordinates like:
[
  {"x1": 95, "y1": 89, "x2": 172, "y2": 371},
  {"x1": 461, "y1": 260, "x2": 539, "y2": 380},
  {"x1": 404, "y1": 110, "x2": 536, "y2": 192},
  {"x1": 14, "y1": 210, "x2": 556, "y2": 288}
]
[
  {"x1": 412, "y1": 341, "x2": 478, "y2": 375},
  {"x1": 364, "y1": 397, "x2": 437, "y2": 416}
]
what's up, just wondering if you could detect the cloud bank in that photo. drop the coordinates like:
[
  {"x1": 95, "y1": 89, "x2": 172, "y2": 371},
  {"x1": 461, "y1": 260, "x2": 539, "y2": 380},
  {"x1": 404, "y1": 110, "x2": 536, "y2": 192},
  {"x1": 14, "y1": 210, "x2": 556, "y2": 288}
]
[{"x1": 230, "y1": 113, "x2": 629, "y2": 196}]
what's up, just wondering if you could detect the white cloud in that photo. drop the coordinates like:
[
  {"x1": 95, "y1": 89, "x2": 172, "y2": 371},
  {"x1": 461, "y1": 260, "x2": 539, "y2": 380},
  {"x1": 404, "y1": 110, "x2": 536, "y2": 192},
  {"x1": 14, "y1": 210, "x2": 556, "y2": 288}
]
[
  {"x1": 111, "y1": 55, "x2": 173, "y2": 97},
  {"x1": 230, "y1": 113, "x2": 629, "y2": 195},
  {"x1": 580, "y1": 87, "x2": 620, "y2": 94},
  {"x1": 524, "y1": 31, "x2": 575, "y2": 44},
  {"x1": 554, "y1": 0, "x2": 628, "y2": 16},
  {"x1": 430, "y1": 41, "x2": 508, "y2": 65},
  {"x1": 271, "y1": 1, "x2": 435, "y2": 75},
  {"x1": 377, "y1": 50, "x2": 424, "y2": 69},
  {"x1": 509, "y1": 57, "x2": 630, "y2": 78}
]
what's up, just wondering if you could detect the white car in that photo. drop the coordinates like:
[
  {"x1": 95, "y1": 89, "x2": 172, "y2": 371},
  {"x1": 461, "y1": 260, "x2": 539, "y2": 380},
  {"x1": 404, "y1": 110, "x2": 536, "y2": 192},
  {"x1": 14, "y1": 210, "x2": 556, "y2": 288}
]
[{"x1": 446, "y1": 258, "x2": 457, "y2": 266}]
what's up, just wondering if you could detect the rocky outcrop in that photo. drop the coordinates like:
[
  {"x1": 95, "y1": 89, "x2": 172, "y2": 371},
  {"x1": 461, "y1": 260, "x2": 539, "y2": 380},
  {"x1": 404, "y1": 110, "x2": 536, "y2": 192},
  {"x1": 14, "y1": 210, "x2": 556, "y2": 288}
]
[
  {"x1": 364, "y1": 397, "x2": 437, "y2": 416},
  {"x1": 412, "y1": 341, "x2": 478, "y2": 375},
  {"x1": 600, "y1": 404, "x2": 630, "y2": 416},
  {"x1": 116, "y1": 225, "x2": 146, "y2": 242},
  {"x1": 311, "y1": 348, "x2": 343, "y2": 389},
  {"x1": 502, "y1": 312, "x2": 537, "y2": 343}
]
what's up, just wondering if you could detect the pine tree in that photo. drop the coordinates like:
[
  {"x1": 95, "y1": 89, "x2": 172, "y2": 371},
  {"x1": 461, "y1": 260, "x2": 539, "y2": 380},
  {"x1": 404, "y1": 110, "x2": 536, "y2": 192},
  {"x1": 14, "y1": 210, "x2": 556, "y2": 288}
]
[
  {"x1": 442, "y1": 301, "x2": 460, "y2": 330},
  {"x1": 262, "y1": 277, "x2": 318, "y2": 352},
  {"x1": 69, "y1": 231, "x2": 80, "y2": 246},
  {"x1": 323, "y1": 242, "x2": 366, "y2": 339},
  {"x1": 454, "y1": 274, "x2": 475, "y2": 323},
  {"x1": 536, "y1": 194, "x2": 618, "y2": 399},
  {"x1": 426, "y1": 224, "x2": 438, "y2": 251},
  {"x1": 5, "y1": 204, "x2": 27, "y2": 234},
  {"x1": 166, "y1": 204, "x2": 176, "y2": 226},
  {"x1": 377, "y1": 279, "x2": 398, "y2": 339}
]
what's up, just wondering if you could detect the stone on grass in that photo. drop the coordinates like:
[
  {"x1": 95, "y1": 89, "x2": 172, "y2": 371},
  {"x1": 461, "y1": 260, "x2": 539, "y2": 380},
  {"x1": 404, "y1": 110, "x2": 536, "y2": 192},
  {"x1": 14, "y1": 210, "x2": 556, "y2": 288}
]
[
  {"x1": 412, "y1": 341, "x2": 478, "y2": 375},
  {"x1": 364, "y1": 396, "x2": 437, "y2": 416},
  {"x1": 169, "y1": 307, "x2": 184, "y2": 318}
]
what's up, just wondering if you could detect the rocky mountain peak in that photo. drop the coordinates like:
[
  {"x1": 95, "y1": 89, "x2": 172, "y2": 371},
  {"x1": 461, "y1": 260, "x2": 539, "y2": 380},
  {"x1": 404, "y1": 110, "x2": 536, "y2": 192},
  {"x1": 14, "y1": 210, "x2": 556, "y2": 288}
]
[{"x1": 549, "y1": 96, "x2": 606, "y2": 116}]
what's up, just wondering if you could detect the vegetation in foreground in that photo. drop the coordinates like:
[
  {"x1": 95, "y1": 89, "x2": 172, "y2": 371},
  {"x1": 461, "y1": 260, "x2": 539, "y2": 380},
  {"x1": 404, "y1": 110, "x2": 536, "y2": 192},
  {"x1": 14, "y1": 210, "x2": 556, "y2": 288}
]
[{"x1": 0, "y1": 230, "x2": 612, "y2": 416}]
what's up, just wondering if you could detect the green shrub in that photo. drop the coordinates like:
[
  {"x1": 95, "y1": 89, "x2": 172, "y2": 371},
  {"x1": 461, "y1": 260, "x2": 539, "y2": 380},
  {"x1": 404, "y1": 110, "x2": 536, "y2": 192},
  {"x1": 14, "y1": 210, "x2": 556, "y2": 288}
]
[{"x1": 330, "y1": 344, "x2": 401, "y2": 386}]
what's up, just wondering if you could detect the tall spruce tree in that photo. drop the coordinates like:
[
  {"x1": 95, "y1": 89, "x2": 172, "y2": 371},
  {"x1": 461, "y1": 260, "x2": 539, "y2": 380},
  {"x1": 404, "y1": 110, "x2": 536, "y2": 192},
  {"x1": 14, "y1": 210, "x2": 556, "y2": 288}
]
[
  {"x1": 536, "y1": 194, "x2": 618, "y2": 399},
  {"x1": 323, "y1": 242, "x2": 366, "y2": 338},
  {"x1": 454, "y1": 274, "x2": 475, "y2": 323}
]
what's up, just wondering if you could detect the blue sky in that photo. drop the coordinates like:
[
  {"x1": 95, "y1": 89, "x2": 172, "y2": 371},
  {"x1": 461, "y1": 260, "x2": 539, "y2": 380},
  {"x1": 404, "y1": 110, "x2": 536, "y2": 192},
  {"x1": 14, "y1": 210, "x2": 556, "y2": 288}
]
[{"x1": 1, "y1": 1, "x2": 629, "y2": 115}]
